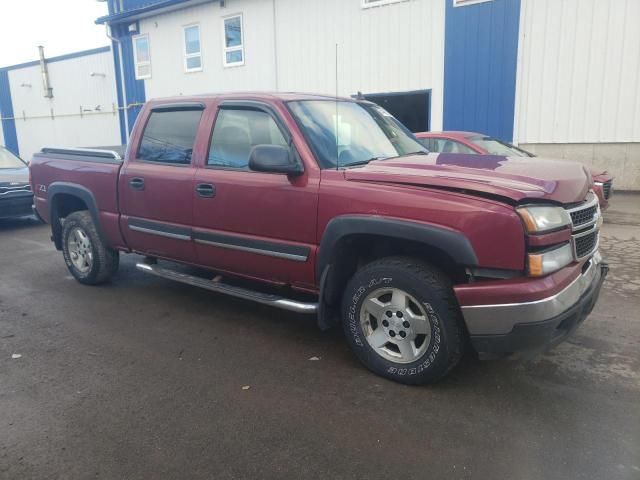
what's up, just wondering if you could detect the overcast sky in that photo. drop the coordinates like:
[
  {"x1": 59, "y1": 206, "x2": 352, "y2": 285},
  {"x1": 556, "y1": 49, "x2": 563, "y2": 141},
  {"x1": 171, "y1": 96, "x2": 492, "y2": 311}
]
[{"x1": 0, "y1": 0, "x2": 110, "y2": 67}]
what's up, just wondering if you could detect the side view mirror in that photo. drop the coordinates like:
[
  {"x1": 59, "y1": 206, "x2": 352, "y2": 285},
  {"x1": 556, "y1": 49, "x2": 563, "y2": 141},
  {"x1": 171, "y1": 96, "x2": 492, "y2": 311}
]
[{"x1": 249, "y1": 145, "x2": 303, "y2": 176}]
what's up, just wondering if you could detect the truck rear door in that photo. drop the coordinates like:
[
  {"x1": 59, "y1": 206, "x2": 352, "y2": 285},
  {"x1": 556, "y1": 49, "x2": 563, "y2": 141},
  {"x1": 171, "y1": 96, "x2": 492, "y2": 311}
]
[{"x1": 118, "y1": 103, "x2": 206, "y2": 263}]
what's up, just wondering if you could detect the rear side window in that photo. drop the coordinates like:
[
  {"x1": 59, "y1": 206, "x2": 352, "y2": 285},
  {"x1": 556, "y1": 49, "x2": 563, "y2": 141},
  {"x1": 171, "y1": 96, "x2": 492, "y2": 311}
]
[
  {"x1": 208, "y1": 108, "x2": 287, "y2": 169},
  {"x1": 138, "y1": 108, "x2": 203, "y2": 164}
]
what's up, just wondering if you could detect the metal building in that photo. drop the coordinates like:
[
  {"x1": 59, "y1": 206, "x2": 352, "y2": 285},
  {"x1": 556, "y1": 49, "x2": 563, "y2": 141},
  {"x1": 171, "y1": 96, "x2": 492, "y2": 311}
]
[
  {"x1": 93, "y1": 0, "x2": 639, "y2": 189},
  {"x1": 0, "y1": 47, "x2": 122, "y2": 161},
  {"x1": 2, "y1": 0, "x2": 638, "y2": 189}
]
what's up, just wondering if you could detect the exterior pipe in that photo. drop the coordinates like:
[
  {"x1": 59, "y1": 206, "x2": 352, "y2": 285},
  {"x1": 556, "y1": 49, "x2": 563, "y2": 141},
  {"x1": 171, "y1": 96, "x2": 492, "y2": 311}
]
[
  {"x1": 105, "y1": 24, "x2": 130, "y2": 140},
  {"x1": 38, "y1": 46, "x2": 53, "y2": 98}
]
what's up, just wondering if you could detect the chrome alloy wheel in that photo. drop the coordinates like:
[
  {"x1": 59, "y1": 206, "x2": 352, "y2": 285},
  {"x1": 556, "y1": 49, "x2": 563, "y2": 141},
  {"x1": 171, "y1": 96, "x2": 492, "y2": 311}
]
[
  {"x1": 359, "y1": 287, "x2": 432, "y2": 364},
  {"x1": 67, "y1": 227, "x2": 94, "y2": 273}
]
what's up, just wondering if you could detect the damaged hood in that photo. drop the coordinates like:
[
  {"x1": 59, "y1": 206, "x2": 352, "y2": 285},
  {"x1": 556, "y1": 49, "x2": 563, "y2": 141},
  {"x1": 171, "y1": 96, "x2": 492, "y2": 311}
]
[{"x1": 343, "y1": 153, "x2": 591, "y2": 204}]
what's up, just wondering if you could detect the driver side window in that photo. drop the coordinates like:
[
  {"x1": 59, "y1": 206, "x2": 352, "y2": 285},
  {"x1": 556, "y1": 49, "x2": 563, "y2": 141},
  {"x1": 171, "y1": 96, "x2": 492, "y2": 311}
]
[{"x1": 208, "y1": 108, "x2": 288, "y2": 169}]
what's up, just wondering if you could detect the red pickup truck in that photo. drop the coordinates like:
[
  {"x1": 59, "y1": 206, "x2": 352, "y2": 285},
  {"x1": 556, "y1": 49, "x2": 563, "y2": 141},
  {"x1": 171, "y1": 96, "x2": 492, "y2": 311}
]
[{"x1": 30, "y1": 93, "x2": 607, "y2": 385}]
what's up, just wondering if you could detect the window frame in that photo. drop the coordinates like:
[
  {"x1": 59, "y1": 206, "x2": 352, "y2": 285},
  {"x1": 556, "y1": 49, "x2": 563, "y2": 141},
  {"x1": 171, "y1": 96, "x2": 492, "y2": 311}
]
[
  {"x1": 135, "y1": 103, "x2": 206, "y2": 167},
  {"x1": 132, "y1": 34, "x2": 152, "y2": 80},
  {"x1": 205, "y1": 101, "x2": 299, "y2": 173},
  {"x1": 183, "y1": 23, "x2": 203, "y2": 73},
  {"x1": 453, "y1": 0, "x2": 493, "y2": 7},
  {"x1": 222, "y1": 13, "x2": 245, "y2": 68},
  {"x1": 361, "y1": 0, "x2": 408, "y2": 9}
]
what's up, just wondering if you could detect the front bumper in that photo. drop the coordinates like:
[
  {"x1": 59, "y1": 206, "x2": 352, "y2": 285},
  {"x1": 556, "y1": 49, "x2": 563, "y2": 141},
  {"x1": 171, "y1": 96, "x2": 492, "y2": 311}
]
[
  {"x1": 460, "y1": 254, "x2": 608, "y2": 354},
  {"x1": 0, "y1": 194, "x2": 34, "y2": 219}
]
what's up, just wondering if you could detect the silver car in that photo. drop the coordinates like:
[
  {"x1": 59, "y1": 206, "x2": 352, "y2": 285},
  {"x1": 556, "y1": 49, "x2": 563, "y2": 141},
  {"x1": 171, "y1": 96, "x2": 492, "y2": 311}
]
[{"x1": 0, "y1": 146, "x2": 34, "y2": 220}]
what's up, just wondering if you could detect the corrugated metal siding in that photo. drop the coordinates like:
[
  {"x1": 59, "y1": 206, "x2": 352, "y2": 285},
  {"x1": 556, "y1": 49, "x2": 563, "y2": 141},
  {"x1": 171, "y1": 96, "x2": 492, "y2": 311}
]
[
  {"x1": 515, "y1": 0, "x2": 640, "y2": 144},
  {"x1": 114, "y1": 25, "x2": 147, "y2": 133},
  {"x1": 443, "y1": 0, "x2": 521, "y2": 142},
  {"x1": 275, "y1": 0, "x2": 445, "y2": 130},
  {"x1": 139, "y1": 0, "x2": 277, "y2": 99},
  {"x1": 137, "y1": 0, "x2": 445, "y2": 131},
  {"x1": 7, "y1": 51, "x2": 121, "y2": 160},
  {"x1": 0, "y1": 69, "x2": 18, "y2": 154}
]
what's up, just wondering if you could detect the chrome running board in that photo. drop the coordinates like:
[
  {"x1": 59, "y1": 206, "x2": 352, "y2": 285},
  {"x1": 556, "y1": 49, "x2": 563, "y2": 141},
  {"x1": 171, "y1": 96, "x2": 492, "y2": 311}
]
[{"x1": 135, "y1": 262, "x2": 318, "y2": 314}]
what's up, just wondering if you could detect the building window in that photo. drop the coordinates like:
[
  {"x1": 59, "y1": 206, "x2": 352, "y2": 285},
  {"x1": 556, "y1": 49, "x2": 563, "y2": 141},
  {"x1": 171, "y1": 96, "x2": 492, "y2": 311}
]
[
  {"x1": 453, "y1": 0, "x2": 493, "y2": 6},
  {"x1": 133, "y1": 34, "x2": 151, "y2": 79},
  {"x1": 222, "y1": 14, "x2": 244, "y2": 67},
  {"x1": 183, "y1": 24, "x2": 202, "y2": 72},
  {"x1": 361, "y1": 0, "x2": 407, "y2": 8}
]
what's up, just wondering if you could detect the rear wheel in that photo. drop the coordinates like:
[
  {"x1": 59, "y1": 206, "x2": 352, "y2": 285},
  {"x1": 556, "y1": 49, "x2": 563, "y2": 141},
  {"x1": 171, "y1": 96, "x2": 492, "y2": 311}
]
[
  {"x1": 341, "y1": 256, "x2": 463, "y2": 385},
  {"x1": 61, "y1": 211, "x2": 118, "y2": 285}
]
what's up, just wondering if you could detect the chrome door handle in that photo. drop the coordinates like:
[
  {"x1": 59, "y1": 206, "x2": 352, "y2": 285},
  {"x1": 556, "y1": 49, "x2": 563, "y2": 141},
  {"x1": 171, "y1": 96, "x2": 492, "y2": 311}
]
[
  {"x1": 196, "y1": 183, "x2": 216, "y2": 198},
  {"x1": 129, "y1": 177, "x2": 145, "y2": 191}
]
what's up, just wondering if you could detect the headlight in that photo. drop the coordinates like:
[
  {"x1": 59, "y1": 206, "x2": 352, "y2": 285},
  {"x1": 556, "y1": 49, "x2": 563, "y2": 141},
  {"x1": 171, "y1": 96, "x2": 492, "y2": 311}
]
[
  {"x1": 528, "y1": 243, "x2": 574, "y2": 277},
  {"x1": 516, "y1": 205, "x2": 571, "y2": 233}
]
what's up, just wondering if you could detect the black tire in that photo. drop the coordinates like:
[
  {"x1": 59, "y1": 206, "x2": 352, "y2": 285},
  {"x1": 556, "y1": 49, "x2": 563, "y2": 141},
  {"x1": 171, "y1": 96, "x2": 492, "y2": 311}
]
[
  {"x1": 341, "y1": 256, "x2": 463, "y2": 385},
  {"x1": 61, "y1": 210, "x2": 119, "y2": 285}
]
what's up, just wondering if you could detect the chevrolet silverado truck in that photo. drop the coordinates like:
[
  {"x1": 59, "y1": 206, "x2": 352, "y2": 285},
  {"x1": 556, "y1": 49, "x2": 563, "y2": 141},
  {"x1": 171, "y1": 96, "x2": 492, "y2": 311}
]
[{"x1": 30, "y1": 93, "x2": 608, "y2": 385}]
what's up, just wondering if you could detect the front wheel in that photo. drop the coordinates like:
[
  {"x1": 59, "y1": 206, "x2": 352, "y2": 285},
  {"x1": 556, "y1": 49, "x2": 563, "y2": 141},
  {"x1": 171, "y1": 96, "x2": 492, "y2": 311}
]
[
  {"x1": 341, "y1": 257, "x2": 463, "y2": 385},
  {"x1": 61, "y1": 210, "x2": 119, "y2": 285}
]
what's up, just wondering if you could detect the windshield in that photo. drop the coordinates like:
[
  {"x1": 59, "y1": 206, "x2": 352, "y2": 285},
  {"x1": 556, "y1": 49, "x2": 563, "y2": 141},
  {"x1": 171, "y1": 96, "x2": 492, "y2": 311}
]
[
  {"x1": 0, "y1": 147, "x2": 26, "y2": 169},
  {"x1": 288, "y1": 100, "x2": 427, "y2": 168},
  {"x1": 468, "y1": 136, "x2": 533, "y2": 157}
]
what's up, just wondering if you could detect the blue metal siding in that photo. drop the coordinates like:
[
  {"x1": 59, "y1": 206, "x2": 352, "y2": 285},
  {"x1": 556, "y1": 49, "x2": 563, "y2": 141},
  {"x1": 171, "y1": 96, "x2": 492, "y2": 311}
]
[
  {"x1": 0, "y1": 70, "x2": 19, "y2": 155},
  {"x1": 111, "y1": 41, "x2": 128, "y2": 144},
  {"x1": 443, "y1": 0, "x2": 521, "y2": 142},
  {"x1": 110, "y1": 23, "x2": 146, "y2": 137},
  {"x1": 98, "y1": 0, "x2": 199, "y2": 24}
]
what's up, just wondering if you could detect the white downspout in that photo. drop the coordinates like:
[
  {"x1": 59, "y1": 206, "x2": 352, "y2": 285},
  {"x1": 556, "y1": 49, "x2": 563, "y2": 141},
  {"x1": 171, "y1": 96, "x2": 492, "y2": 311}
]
[{"x1": 106, "y1": 24, "x2": 130, "y2": 141}]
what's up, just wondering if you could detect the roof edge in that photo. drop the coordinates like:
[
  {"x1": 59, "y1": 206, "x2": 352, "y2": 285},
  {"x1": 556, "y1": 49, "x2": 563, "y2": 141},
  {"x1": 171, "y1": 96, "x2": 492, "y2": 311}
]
[{"x1": 0, "y1": 46, "x2": 111, "y2": 72}]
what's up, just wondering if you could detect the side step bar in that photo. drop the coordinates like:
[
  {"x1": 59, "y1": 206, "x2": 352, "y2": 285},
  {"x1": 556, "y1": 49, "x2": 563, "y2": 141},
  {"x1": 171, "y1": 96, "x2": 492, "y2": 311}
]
[{"x1": 135, "y1": 263, "x2": 318, "y2": 314}]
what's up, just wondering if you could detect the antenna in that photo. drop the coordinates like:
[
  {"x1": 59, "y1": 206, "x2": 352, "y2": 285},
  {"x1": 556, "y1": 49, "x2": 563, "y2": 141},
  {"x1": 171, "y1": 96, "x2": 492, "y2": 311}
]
[{"x1": 335, "y1": 43, "x2": 339, "y2": 171}]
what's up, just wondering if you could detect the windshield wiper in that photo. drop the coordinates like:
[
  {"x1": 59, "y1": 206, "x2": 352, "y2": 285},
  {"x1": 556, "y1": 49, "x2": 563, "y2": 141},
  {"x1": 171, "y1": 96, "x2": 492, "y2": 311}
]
[
  {"x1": 342, "y1": 157, "x2": 385, "y2": 168},
  {"x1": 405, "y1": 151, "x2": 429, "y2": 155}
]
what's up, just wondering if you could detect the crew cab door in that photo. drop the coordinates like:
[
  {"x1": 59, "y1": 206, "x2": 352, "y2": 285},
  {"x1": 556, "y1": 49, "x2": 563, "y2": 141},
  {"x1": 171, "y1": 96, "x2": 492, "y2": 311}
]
[
  {"x1": 192, "y1": 101, "x2": 319, "y2": 289},
  {"x1": 119, "y1": 103, "x2": 206, "y2": 263}
]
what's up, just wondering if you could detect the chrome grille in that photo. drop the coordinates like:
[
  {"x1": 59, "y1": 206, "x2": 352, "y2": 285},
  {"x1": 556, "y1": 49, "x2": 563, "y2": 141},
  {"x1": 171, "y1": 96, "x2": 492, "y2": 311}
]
[
  {"x1": 0, "y1": 183, "x2": 32, "y2": 196},
  {"x1": 574, "y1": 229, "x2": 598, "y2": 258},
  {"x1": 570, "y1": 204, "x2": 597, "y2": 227},
  {"x1": 602, "y1": 180, "x2": 612, "y2": 200},
  {"x1": 566, "y1": 191, "x2": 600, "y2": 260}
]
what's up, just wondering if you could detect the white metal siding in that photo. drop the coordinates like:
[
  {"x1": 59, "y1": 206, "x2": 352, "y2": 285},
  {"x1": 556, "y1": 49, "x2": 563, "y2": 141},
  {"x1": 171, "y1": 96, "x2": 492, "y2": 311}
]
[
  {"x1": 275, "y1": 0, "x2": 445, "y2": 130},
  {"x1": 515, "y1": 0, "x2": 640, "y2": 144},
  {"x1": 139, "y1": 0, "x2": 277, "y2": 99},
  {"x1": 8, "y1": 50, "x2": 121, "y2": 160},
  {"x1": 138, "y1": 0, "x2": 445, "y2": 130},
  {"x1": 0, "y1": 119, "x2": 4, "y2": 147}
]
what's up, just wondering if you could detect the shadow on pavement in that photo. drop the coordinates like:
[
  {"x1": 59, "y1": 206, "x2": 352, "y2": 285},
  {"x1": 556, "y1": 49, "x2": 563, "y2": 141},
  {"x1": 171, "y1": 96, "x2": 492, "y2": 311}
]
[{"x1": 0, "y1": 216, "x2": 42, "y2": 232}]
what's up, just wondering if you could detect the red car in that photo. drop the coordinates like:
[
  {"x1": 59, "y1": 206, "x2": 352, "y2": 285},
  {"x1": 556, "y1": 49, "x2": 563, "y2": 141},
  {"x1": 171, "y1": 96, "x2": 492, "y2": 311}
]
[
  {"x1": 30, "y1": 93, "x2": 607, "y2": 385},
  {"x1": 416, "y1": 131, "x2": 613, "y2": 209}
]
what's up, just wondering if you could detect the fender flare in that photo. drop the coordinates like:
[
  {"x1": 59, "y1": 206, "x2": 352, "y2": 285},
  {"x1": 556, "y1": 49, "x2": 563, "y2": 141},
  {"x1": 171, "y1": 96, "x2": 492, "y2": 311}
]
[
  {"x1": 316, "y1": 215, "x2": 478, "y2": 284},
  {"x1": 47, "y1": 182, "x2": 106, "y2": 248}
]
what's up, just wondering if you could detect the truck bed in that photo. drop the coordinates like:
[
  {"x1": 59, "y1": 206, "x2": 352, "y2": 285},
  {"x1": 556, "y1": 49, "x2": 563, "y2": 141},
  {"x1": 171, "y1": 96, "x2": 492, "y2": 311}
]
[
  {"x1": 38, "y1": 146, "x2": 125, "y2": 163},
  {"x1": 30, "y1": 146, "x2": 127, "y2": 249}
]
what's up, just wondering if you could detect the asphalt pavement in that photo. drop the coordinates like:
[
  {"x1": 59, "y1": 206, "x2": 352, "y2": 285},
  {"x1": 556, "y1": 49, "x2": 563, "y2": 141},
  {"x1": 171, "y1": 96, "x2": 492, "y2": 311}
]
[{"x1": 1, "y1": 196, "x2": 639, "y2": 479}]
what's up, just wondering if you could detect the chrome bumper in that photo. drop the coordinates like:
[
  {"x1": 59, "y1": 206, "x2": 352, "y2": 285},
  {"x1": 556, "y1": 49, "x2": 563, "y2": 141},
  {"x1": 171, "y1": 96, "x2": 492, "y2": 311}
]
[{"x1": 461, "y1": 251, "x2": 605, "y2": 336}]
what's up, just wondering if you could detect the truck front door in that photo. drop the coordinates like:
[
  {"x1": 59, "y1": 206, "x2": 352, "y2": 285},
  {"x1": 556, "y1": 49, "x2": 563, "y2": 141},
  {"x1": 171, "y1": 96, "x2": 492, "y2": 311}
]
[
  {"x1": 192, "y1": 101, "x2": 319, "y2": 290},
  {"x1": 119, "y1": 103, "x2": 206, "y2": 263}
]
